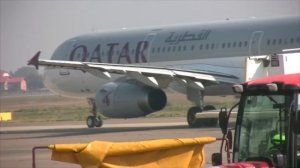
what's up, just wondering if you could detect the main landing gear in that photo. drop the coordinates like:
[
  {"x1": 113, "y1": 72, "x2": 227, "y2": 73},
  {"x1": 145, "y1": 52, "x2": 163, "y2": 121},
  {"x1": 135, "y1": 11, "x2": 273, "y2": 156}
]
[
  {"x1": 186, "y1": 87, "x2": 218, "y2": 128},
  {"x1": 187, "y1": 105, "x2": 218, "y2": 128},
  {"x1": 86, "y1": 99, "x2": 103, "y2": 128}
]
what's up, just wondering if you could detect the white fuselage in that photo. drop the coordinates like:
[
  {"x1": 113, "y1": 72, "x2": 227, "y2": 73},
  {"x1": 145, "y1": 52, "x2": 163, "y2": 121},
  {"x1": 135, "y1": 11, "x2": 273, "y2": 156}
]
[{"x1": 44, "y1": 16, "x2": 300, "y2": 98}]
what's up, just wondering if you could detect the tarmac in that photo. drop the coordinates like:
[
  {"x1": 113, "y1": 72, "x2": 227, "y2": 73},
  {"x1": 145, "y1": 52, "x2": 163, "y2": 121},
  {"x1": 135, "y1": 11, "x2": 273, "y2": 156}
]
[{"x1": 0, "y1": 117, "x2": 226, "y2": 168}]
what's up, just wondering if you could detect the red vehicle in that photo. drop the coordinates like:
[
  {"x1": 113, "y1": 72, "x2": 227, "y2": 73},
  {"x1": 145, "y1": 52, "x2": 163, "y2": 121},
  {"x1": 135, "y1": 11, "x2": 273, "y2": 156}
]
[{"x1": 212, "y1": 73, "x2": 300, "y2": 168}]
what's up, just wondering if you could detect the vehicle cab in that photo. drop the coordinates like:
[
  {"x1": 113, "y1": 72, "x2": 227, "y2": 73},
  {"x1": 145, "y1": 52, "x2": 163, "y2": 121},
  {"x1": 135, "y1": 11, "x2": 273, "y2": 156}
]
[{"x1": 213, "y1": 73, "x2": 300, "y2": 168}]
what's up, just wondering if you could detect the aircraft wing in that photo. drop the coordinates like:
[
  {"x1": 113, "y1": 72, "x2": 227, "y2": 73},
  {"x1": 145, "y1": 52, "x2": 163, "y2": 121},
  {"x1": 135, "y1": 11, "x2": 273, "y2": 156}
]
[{"x1": 28, "y1": 51, "x2": 239, "y2": 89}]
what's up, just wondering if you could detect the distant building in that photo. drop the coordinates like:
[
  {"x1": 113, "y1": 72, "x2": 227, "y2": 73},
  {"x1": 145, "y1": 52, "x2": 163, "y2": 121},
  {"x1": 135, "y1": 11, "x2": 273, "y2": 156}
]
[{"x1": 0, "y1": 70, "x2": 27, "y2": 92}]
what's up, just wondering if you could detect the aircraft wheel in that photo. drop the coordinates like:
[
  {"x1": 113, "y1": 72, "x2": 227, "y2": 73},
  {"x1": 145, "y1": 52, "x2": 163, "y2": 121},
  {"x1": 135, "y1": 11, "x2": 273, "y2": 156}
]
[
  {"x1": 203, "y1": 105, "x2": 218, "y2": 127},
  {"x1": 187, "y1": 106, "x2": 218, "y2": 128},
  {"x1": 203, "y1": 105, "x2": 216, "y2": 111},
  {"x1": 200, "y1": 118, "x2": 218, "y2": 127},
  {"x1": 87, "y1": 116, "x2": 95, "y2": 128},
  {"x1": 187, "y1": 106, "x2": 203, "y2": 128},
  {"x1": 202, "y1": 105, "x2": 218, "y2": 127},
  {"x1": 94, "y1": 116, "x2": 103, "y2": 127}
]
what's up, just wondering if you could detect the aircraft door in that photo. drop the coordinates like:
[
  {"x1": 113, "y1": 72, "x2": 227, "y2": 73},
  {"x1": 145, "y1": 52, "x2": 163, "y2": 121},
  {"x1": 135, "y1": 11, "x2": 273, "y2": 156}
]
[
  {"x1": 143, "y1": 32, "x2": 158, "y2": 63},
  {"x1": 249, "y1": 31, "x2": 264, "y2": 56}
]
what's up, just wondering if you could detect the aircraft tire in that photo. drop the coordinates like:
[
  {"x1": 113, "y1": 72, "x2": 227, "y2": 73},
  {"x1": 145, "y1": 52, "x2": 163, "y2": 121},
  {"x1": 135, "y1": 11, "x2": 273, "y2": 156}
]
[
  {"x1": 200, "y1": 105, "x2": 218, "y2": 127},
  {"x1": 203, "y1": 105, "x2": 216, "y2": 111},
  {"x1": 87, "y1": 116, "x2": 95, "y2": 128},
  {"x1": 199, "y1": 118, "x2": 218, "y2": 127},
  {"x1": 187, "y1": 106, "x2": 203, "y2": 128},
  {"x1": 94, "y1": 116, "x2": 103, "y2": 127},
  {"x1": 187, "y1": 106, "x2": 218, "y2": 128}
]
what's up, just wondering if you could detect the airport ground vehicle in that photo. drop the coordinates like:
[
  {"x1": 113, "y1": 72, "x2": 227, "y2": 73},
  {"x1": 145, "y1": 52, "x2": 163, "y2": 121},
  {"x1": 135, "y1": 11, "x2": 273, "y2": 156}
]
[{"x1": 212, "y1": 73, "x2": 300, "y2": 168}]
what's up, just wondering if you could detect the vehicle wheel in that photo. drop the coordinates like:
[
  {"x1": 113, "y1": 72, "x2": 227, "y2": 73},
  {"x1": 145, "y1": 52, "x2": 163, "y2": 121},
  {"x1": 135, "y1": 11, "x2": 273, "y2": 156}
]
[
  {"x1": 187, "y1": 106, "x2": 203, "y2": 128},
  {"x1": 87, "y1": 116, "x2": 95, "y2": 128},
  {"x1": 94, "y1": 116, "x2": 103, "y2": 127}
]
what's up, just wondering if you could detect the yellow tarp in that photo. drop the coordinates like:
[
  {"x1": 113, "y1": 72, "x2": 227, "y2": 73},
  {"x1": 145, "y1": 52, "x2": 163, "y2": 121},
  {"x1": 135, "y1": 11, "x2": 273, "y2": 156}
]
[
  {"x1": 49, "y1": 137, "x2": 216, "y2": 168},
  {"x1": 0, "y1": 112, "x2": 12, "y2": 121}
]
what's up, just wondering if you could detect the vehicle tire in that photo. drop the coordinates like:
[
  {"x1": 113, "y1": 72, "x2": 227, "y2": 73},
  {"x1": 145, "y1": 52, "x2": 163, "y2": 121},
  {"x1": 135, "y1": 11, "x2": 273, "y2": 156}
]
[
  {"x1": 87, "y1": 116, "x2": 95, "y2": 128},
  {"x1": 187, "y1": 106, "x2": 203, "y2": 128}
]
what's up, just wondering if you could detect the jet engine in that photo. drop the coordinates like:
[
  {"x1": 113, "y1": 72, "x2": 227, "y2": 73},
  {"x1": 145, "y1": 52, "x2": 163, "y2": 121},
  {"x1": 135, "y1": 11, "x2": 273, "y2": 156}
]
[{"x1": 95, "y1": 81, "x2": 167, "y2": 118}]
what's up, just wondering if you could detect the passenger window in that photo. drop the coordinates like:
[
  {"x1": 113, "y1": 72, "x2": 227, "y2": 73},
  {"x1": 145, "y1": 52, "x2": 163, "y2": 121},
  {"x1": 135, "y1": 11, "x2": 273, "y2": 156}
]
[
  {"x1": 233, "y1": 42, "x2": 236, "y2": 48},
  {"x1": 222, "y1": 43, "x2": 226, "y2": 48},
  {"x1": 206, "y1": 44, "x2": 209, "y2": 50},
  {"x1": 162, "y1": 47, "x2": 166, "y2": 52},
  {"x1": 267, "y1": 40, "x2": 271, "y2": 45},
  {"x1": 151, "y1": 48, "x2": 155, "y2": 53},
  {"x1": 244, "y1": 41, "x2": 248, "y2": 47},
  {"x1": 177, "y1": 46, "x2": 181, "y2": 51},
  {"x1": 199, "y1": 44, "x2": 203, "y2": 50},
  {"x1": 238, "y1": 42, "x2": 242, "y2": 47},
  {"x1": 227, "y1": 42, "x2": 231, "y2": 48},
  {"x1": 157, "y1": 47, "x2": 160, "y2": 53},
  {"x1": 172, "y1": 46, "x2": 176, "y2": 52},
  {"x1": 290, "y1": 38, "x2": 294, "y2": 44},
  {"x1": 272, "y1": 39, "x2": 277, "y2": 45},
  {"x1": 183, "y1": 46, "x2": 186, "y2": 51},
  {"x1": 278, "y1": 39, "x2": 282, "y2": 45},
  {"x1": 167, "y1": 46, "x2": 171, "y2": 52},
  {"x1": 191, "y1": 45, "x2": 195, "y2": 51},
  {"x1": 211, "y1": 43, "x2": 215, "y2": 49}
]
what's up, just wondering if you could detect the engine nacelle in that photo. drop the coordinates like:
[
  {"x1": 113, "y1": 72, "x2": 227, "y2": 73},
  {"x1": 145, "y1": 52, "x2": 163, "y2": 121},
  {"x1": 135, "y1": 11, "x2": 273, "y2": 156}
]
[{"x1": 95, "y1": 81, "x2": 167, "y2": 118}]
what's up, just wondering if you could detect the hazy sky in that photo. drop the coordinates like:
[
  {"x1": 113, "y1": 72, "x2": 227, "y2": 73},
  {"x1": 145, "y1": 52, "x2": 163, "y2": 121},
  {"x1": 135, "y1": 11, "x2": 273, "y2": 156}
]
[{"x1": 0, "y1": 0, "x2": 299, "y2": 72}]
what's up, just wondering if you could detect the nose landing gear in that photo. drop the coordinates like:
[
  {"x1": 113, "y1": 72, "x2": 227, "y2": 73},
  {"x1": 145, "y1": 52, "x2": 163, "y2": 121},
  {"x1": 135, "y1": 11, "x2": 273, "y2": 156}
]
[
  {"x1": 86, "y1": 98, "x2": 103, "y2": 128},
  {"x1": 86, "y1": 115, "x2": 103, "y2": 128}
]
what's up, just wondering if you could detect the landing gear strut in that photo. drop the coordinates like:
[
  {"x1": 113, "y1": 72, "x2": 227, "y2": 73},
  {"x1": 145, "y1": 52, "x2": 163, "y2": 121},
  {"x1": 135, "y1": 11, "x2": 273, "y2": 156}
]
[{"x1": 86, "y1": 99, "x2": 103, "y2": 128}]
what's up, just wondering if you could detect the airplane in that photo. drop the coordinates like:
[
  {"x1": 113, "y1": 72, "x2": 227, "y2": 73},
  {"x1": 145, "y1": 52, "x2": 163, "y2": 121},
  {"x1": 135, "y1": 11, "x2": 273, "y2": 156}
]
[{"x1": 28, "y1": 16, "x2": 300, "y2": 128}]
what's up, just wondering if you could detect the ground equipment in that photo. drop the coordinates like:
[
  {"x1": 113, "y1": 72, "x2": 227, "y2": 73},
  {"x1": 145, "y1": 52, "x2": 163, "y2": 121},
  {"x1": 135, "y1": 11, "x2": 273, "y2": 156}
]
[{"x1": 212, "y1": 73, "x2": 300, "y2": 168}]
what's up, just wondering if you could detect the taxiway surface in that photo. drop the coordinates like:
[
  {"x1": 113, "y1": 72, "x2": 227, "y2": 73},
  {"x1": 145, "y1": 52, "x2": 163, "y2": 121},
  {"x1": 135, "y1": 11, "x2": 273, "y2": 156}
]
[{"x1": 0, "y1": 117, "x2": 225, "y2": 168}]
